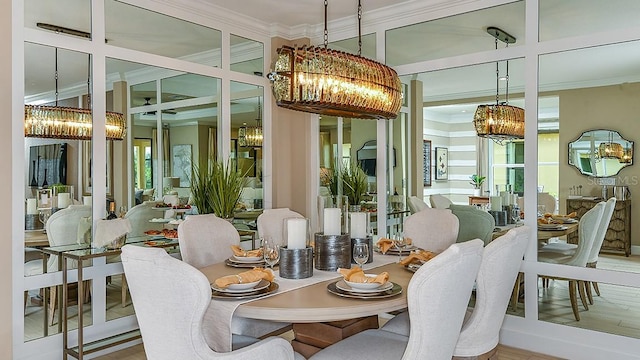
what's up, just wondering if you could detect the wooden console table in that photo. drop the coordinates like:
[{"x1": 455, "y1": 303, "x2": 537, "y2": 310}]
[
  {"x1": 566, "y1": 198, "x2": 631, "y2": 256},
  {"x1": 468, "y1": 196, "x2": 489, "y2": 206}
]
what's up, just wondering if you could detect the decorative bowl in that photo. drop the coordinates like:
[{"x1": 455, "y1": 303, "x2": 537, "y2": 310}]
[
  {"x1": 227, "y1": 279, "x2": 261, "y2": 290},
  {"x1": 344, "y1": 274, "x2": 384, "y2": 290}
]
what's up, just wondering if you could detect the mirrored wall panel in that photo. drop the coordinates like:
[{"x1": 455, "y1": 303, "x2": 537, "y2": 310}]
[
  {"x1": 230, "y1": 34, "x2": 264, "y2": 76},
  {"x1": 25, "y1": 0, "x2": 91, "y2": 40}
]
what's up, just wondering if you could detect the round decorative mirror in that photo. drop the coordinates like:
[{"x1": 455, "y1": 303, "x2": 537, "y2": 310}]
[{"x1": 568, "y1": 129, "x2": 633, "y2": 177}]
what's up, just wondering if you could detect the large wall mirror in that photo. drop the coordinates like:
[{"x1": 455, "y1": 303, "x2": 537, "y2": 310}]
[{"x1": 568, "y1": 129, "x2": 634, "y2": 177}]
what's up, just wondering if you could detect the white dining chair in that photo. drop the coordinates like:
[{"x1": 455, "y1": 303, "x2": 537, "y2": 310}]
[
  {"x1": 178, "y1": 213, "x2": 291, "y2": 341},
  {"x1": 429, "y1": 193, "x2": 453, "y2": 209},
  {"x1": 120, "y1": 245, "x2": 301, "y2": 360},
  {"x1": 407, "y1": 196, "x2": 429, "y2": 214},
  {"x1": 540, "y1": 197, "x2": 616, "y2": 303},
  {"x1": 403, "y1": 207, "x2": 459, "y2": 253},
  {"x1": 257, "y1": 208, "x2": 304, "y2": 245},
  {"x1": 538, "y1": 201, "x2": 605, "y2": 321},
  {"x1": 308, "y1": 239, "x2": 484, "y2": 360},
  {"x1": 178, "y1": 214, "x2": 239, "y2": 268},
  {"x1": 123, "y1": 200, "x2": 164, "y2": 238},
  {"x1": 381, "y1": 226, "x2": 530, "y2": 359}
]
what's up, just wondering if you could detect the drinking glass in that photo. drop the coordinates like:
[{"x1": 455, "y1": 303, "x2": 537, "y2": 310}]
[
  {"x1": 353, "y1": 243, "x2": 369, "y2": 267},
  {"x1": 393, "y1": 234, "x2": 407, "y2": 262},
  {"x1": 262, "y1": 237, "x2": 280, "y2": 269},
  {"x1": 511, "y1": 207, "x2": 522, "y2": 226},
  {"x1": 537, "y1": 204, "x2": 546, "y2": 218}
]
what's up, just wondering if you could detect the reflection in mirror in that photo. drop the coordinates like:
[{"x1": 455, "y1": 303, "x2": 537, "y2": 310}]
[
  {"x1": 387, "y1": 112, "x2": 410, "y2": 233},
  {"x1": 24, "y1": 43, "x2": 94, "y2": 340},
  {"x1": 25, "y1": 0, "x2": 91, "y2": 39},
  {"x1": 329, "y1": 33, "x2": 376, "y2": 59},
  {"x1": 105, "y1": 0, "x2": 222, "y2": 67},
  {"x1": 230, "y1": 34, "x2": 264, "y2": 76},
  {"x1": 568, "y1": 129, "x2": 633, "y2": 177},
  {"x1": 231, "y1": 82, "x2": 264, "y2": 221}
]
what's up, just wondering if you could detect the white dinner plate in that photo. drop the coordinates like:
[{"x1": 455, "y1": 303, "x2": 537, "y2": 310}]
[
  {"x1": 232, "y1": 255, "x2": 263, "y2": 262},
  {"x1": 211, "y1": 279, "x2": 270, "y2": 293},
  {"x1": 538, "y1": 223, "x2": 562, "y2": 229},
  {"x1": 335, "y1": 280, "x2": 393, "y2": 293}
]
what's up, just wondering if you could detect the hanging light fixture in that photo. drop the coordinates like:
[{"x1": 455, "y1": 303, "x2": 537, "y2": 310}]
[
  {"x1": 268, "y1": 0, "x2": 403, "y2": 120},
  {"x1": 473, "y1": 27, "x2": 524, "y2": 144},
  {"x1": 24, "y1": 46, "x2": 126, "y2": 141},
  {"x1": 598, "y1": 131, "x2": 624, "y2": 160},
  {"x1": 620, "y1": 144, "x2": 633, "y2": 163},
  {"x1": 238, "y1": 96, "x2": 263, "y2": 148}
]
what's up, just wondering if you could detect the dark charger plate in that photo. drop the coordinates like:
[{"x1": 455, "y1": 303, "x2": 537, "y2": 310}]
[{"x1": 326, "y1": 281, "x2": 402, "y2": 299}]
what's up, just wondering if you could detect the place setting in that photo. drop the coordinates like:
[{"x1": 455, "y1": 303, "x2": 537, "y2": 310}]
[
  {"x1": 398, "y1": 249, "x2": 438, "y2": 273},
  {"x1": 327, "y1": 243, "x2": 402, "y2": 299},
  {"x1": 374, "y1": 235, "x2": 418, "y2": 257},
  {"x1": 211, "y1": 267, "x2": 278, "y2": 300},
  {"x1": 224, "y1": 245, "x2": 267, "y2": 268}
]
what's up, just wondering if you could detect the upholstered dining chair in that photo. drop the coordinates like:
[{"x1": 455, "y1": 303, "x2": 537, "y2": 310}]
[
  {"x1": 123, "y1": 200, "x2": 163, "y2": 238},
  {"x1": 120, "y1": 245, "x2": 301, "y2": 360},
  {"x1": 403, "y1": 207, "x2": 459, "y2": 253},
  {"x1": 448, "y1": 204, "x2": 496, "y2": 245},
  {"x1": 538, "y1": 201, "x2": 605, "y2": 321},
  {"x1": 407, "y1": 196, "x2": 429, "y2": 214},
  {"x1": 256, "y1": 208, "x2": 304, "y2": 246},
  {"x1": 540, "y1": 197, "x2": 616, "y2": 304},
  {"x1": 178, "y1": 213, "x2": 291, "y2": 340},
  {"x1": 308, "y1": 239, "x2": 484, "y2": 360},
  {"x1": 517, "y1": 192, "x2": 557, "y2": 215},
  {"x1": 381, "y1": 226, "x2": 530, "y2": 359},
  {"x1": 23, "y1": 205, "x2": 92, "y2": 324},
  {"x1": 429, "y1": 193, "x2": 453, "y2": 209},
  {"x1": 178, "y1": 214, "x2": 239, "y2": 268}
]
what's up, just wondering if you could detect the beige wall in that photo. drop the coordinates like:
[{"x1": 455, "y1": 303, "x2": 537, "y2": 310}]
[
  {"x1": 2, "y1": 0, "x2": 13, "y2": 355},
  {"x1": 270, "y1": 37, "x2": 314, "y2": 216},
  {"x1": 559, "y1": 82, "x2": 640, "y2": 247}
]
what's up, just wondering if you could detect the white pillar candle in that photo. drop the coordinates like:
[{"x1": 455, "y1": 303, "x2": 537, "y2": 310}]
[
  {"x1": 83, "y1": 195, "x2": 92, "y2": 205},
  {"x1": 58, "y1": 193, "x2": 71, "y2": 208},
  {"x1": 40, "y1": 192, "x2": 50, "y2": 206},
  {"x1": 490, "y1": 196, "x2": 502, "y2": 211},
  {"x1": 26, "y1": 198, "x2": 37, "y2": 215},
  {"x1": 350, "y1": 212, "x2": 367, "y2": 239},
  {"x1": 323, "y1": 208, "x2": 341, "y2": 236},
  {"x1": 287, "y1": 218, "x2": 307, "y2": 249}
]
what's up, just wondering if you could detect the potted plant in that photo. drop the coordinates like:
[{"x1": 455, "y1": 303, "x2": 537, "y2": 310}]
[
  {"x1": 341, "y1": 161, "x2": 368, "y2": 211},
  {"x1": 191, "y1": 160, "x2": 247, "y2": 219},
  {"x1": 469, "y1": 174, "x2": 486, "y2": 196}
]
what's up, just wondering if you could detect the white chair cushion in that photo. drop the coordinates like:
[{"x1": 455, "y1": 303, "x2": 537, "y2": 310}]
[{"x1": 309, "y1": 329, "x2": 408, "y2": 360}]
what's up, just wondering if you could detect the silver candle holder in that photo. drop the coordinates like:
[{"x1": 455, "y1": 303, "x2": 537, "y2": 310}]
[
  {"x1": 279, "y1": 246, "x2": 314, "y2": 279},
  {"x1": 314, "y1": 233, "x2": 351, "y2": 271}
]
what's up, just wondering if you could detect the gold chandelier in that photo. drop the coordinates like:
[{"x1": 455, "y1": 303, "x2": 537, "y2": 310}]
[
  {"x1": 24, "y1": 47, "x2": 126, "y2": 141},
  {"x1": 473, "y1": 27, "x2": 524, "y2": 144},
  {"x1": 268, "y1": 0, "x2": 402, "y2": 120},
  {"x1": 620, "y1": 145, "x2": 633, "y2": 163},
  {"x1": 238, "y1": 97, "x2": 263, "y2": 148},
  {"x1": 598, "y1": 131, "x2": 624, "y2": 160}
]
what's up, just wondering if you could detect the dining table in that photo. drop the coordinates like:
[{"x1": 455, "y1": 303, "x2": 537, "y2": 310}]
[
  {"x1": 198, "y1": 251, "x2": 411, "y2": 352},
  {"x1": 492, "y1": 222, "x2": 579, "y2": 246}
]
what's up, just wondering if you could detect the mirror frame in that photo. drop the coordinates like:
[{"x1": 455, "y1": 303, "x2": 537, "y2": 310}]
[{"x1": 568, "y1": 129, "x2": 634, "y2": 177}]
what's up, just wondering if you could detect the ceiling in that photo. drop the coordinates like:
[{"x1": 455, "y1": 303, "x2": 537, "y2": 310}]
[{"x1": 23, "y1": 0, "x2": 640, "y2": 128}]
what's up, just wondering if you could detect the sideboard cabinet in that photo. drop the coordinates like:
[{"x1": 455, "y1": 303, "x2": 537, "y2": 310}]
[{"x1": 566, "y1": 198, "x2": 631, "y2": 256}]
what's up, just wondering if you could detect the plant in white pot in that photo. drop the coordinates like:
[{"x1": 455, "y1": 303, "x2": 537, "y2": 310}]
[
  {"x1": 190, "y1": 160, "x2": 247, "y2": 219},
  {"x1": 469, "y1": 174, "x2": 486, "y2": 196}
]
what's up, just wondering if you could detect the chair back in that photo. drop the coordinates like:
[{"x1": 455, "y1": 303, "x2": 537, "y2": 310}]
[
  {"x1": 121, "y1": 245, "x2": 216, "y2": 359},
  {"x1": 429, "y1": 194, "x2": 453, "y2": 209},
  {"x1": 178, "y1": 214, "x2": 240, "y2": 268},
  {"x1": 403, "y1": 207, "x2": 459, "y2": 253},
  {"x1": 407, "y1": 196, "x2": 429, "y2": 214},
  {"x1": 587, "y1": 197, "x2": 616, "y2": 264},
  {"x1": 538, "y1": 192, "x2": 556, "y2": 214},
  {"x1": 257, "y1": 208, "x2": 304, "y2": 246},
  {"x1": 403, "y1": 239, "x2": 483, "y2": 360},
  {"x1": 124, "y1": 201, "x2": 163, "y2": 238},
  {"x1": 564, "y1": 201, "x2": 605, "y2": 267},
  {"x1": 45, "y1": 205, "x2": 92, "y2": 271},
  {"x1": 453, "y1": 226, "x2": 530, "y2": 357},
  {"x1": 448, "y1": 204, "x2": 496, "y2": 245}
]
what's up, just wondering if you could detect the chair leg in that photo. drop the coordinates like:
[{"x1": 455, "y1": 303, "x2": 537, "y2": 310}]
[
  {"x1": 48, "y1": 286, "x2": 56, "y2": 326},
  {"x1": 568, "y1": 280, "x2": 580, "y2": 321},
  {"x1": 121, "y1": 274, "x2": 128, "y2": 307},
  {"x1": 592, "y1": 281, "x2": 601, "y2": 296},
  {"x1": 510, "y1": 272, "x2": 522, "y2": 311},
  {"x1": 585, "y1": 281, "x2": 594, "y2": 305},
  {"x1": 578, "y1": 280, "x2": 589, "y2": 310}
]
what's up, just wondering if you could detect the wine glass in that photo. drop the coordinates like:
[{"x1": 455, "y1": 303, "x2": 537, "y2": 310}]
[
  {"x1": 353, "y1": 243, "x2": 369, "y2": 267},
  {"x1": 393, "y1": 234, "x2": 407, "y2": 263},
  {"x1": 262, "y1": 237, "x2": 280, "y2": 270},
  {"x1": 38, "y1": 209, "x2": 51, "y2": 232},
  {"x1": 511, "y1": 207, "x2": 522, "y2": 227}
]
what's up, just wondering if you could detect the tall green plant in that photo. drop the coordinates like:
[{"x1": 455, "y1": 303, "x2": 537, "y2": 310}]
[
  {"x1": 191, "y1": 160, "x2": 247, "y2": 219},
  {"x1": 341, "y1": 161, "x2": 368, "y2": 206}
]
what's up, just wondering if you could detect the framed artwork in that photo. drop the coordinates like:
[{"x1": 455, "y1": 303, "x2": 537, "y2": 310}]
[
  {"x1": 82, "y1": 141, "x2": 113, "y2": 196},
  {"x1": 435, "y1": 147, "x2": 448, "y2": 180},
  {"x1": 423, "y1": 140, "x2": 431, "y2": 186},
  {"x1": 172, "y1": 144, "x2": 192, "y2": 187}
]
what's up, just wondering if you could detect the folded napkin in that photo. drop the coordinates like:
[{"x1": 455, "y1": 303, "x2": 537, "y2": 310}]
[
  {"x1": 399, "y1": 250, "x2": 437, "y2": 266},
  {"x1": 377, "y1": 238, "x2": 395, "y2": 254},
  {"x1": 337, "y1": 266, "x2": 389, "y2": 284},
  {"x1": 230, "y1": 245, "x2": 263, "y2": 258},
  {"x1": 214, "y1": 268, "x2": 274, "y2": 289},
  {"x1": 94, "y1": 218, "x2": 132, "y2": 248}
]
